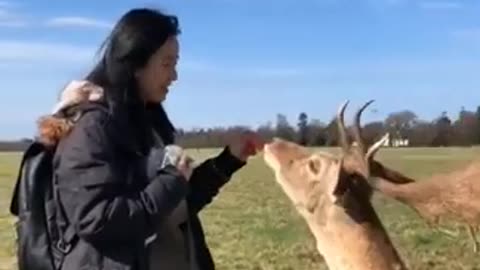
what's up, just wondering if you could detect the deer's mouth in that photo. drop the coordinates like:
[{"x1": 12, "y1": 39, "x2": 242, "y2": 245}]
[
  {"x1": 263, "y1": 143, "x2": 280, "y2": 171},
  {"x1": 263, "y1": 138, "x2": 310, "y2": 168}
]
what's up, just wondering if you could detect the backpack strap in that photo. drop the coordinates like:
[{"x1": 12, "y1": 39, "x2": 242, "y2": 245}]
[
  {"x1": 53, "y1": 185, "x2": 76, "y2": 254},
  {"x1": 9, "y1": 142, "x2": 45, "y2": 217},
  {"x1": 52, "y1": 101, "x2": 110, "y2": 254}
]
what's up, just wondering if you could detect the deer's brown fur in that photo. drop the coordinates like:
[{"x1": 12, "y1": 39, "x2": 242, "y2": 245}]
[
  {"x1": 367, "y1": 157, "x2": 480, "y2": 252},
  {"x1": 263, "y1": 100, "x2": 408, "y2": 270}
]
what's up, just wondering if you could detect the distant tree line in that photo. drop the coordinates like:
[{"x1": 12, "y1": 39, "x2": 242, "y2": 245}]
[
  {"x1": 0, "y1": 138, "x2": 33, "y2": 152},
  {"x1": 175, "y1": 106, "x2": 480, "y2": 148},
  {"x1": 1, "y1": 106, "x2": 480, "y2": 152}
]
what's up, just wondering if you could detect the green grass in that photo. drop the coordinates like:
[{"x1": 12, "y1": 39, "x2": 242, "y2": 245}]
[
  {"x1": 2, "y1": 147, "x2": 480, "y2": 269},
  {"x1": 0, "y1": 153, "x2": 21, "y2": 270}
]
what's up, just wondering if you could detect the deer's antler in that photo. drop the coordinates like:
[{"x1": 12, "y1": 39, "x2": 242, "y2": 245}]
[
  {"x1": 337, "y1": 100, "x2": 414, "y2": 185},
  {"x1": 352, "y1": 100, "x2": 371, "y2": 153},
  {"x1": 337, "y1": 100, "x2": 389, "y2": 155},
  {"x1": 336, "y1": 100, "x2": 350, "y2": 152},
  {"x1": 336, "y1": 100, "x2": 390, "y2": 178}
]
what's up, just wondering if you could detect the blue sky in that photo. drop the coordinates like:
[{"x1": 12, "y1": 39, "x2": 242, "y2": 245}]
[{"x1": 0, "y1": 0, "x2": 479, "y2": 139}]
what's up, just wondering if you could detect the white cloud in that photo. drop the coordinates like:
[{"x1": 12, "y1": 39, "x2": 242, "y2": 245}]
[
  {"x1": 45, "y1": 16, "x2": 112, "y2": 29},
  {"x1": 0, "y1": 40, "x2": 97, "y2": 63},
  {"x1": 1, "y1": 2, "x2": 113, "y2": 30}
]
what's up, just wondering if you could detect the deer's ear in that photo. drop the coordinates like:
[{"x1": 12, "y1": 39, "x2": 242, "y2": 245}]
[
  {"x1": 327, "y1": 159, "x2": 349, "y2": 204},
  {"x1": 306, "y1": 155, "x2": 325, "y2": 179},
  {"x1": 308, "y1": 158, "x2": 319, "y2": 173}
]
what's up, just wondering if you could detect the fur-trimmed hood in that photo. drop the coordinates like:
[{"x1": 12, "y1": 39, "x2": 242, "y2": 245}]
[{"x1": 37, "y1": 80, "x2": 104, "y2": 147}]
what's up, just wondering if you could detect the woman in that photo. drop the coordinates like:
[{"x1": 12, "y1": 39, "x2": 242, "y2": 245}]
[{"x1": 37, "y1": 7, "x2": 261, "y2": 270}]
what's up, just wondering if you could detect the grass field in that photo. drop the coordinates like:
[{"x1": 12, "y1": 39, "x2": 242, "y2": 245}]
[{"x1": 1, "y1": 147, "x2": 480, "y2": 269}]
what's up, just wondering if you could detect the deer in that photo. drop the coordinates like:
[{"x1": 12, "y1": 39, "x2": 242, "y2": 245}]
[
  {"x1": 365, "y1": 143, "x2": 480, "y2": 253},
  {"x1": 263, "y1": 100, "x2": 412, "y2": 270}
]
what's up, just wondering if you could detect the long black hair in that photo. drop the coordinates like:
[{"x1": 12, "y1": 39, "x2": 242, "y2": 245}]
[{"x1": 85, "y1": 8, "x2": 180, "y2": 149}]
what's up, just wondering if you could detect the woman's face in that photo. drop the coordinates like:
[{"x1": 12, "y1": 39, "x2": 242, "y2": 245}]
[{"x1": 136, "y1": 36, "x2": 179, "y2": 103}]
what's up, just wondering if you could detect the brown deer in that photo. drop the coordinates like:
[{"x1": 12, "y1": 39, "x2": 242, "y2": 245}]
[
  {"x1": 366, "y1": 146, "x2": 480, "y2": 253},
  {"x1": 263, "y1": 100, "x2": 410, "y2": 270}
]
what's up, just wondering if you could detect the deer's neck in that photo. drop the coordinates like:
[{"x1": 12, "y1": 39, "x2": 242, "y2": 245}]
[
  {"x1": 373, "y1": 173, "x2": 451, "y2": 206},
  {"x1": 375, "y1": 159, "x2": 480, "y2": 205},
  {"x1": 305, "y1": 204, "x2": 408, "y2": 270}
]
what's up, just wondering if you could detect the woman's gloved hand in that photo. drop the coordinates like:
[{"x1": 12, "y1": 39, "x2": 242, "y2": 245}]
[
  {"x1": 147, "y1": 145, "x2": 196, "y2": 181},
  {"x1": 227, "y1": 131, "x2": 265, "y2": 162}
]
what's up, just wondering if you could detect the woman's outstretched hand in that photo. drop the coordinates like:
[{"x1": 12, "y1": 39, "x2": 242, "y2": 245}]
[
  {"x1": 147, "y1": 145, "x2": 196, "y2": 181},
  {"x1": 227, "y1": 131, "x2": 265, "y2": 162},
  {"x1": 176, "y1": 152, "x2": 196, "y2": 180}
]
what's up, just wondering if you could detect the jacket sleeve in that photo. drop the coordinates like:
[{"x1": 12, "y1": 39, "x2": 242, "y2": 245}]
[
  {"x1": 186, "y1": 147, "x2": 246, "y2": 213},
  {"x1": 55, "y1": 110, "x2": 188, "y2": 246}
]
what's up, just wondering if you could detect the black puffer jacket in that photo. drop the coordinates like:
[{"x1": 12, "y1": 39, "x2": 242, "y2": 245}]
[{"x1": 53, "y1": 102, "x2": 245, "y2": 270}]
